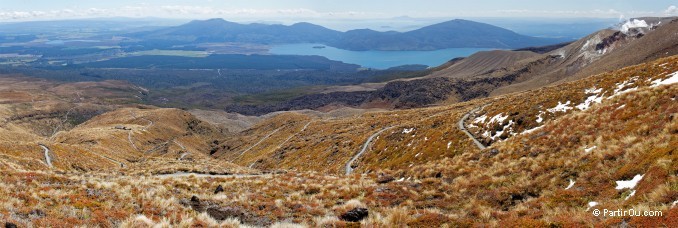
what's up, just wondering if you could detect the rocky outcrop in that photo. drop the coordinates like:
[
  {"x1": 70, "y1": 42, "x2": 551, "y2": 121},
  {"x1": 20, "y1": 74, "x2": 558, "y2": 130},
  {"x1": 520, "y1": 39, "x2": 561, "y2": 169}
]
[
  {"x1": 339, "y1": 207, "x2": 369, "y2": 222},
  {"x1": 225, "y1": 73, "x2": 524, "y2": 115},
  {"x1": 181, "y1": 195, "x2": 270, "y2": 226},
  {"x1": 225, "y1": 91, "x2": 372, "y2": 116}
]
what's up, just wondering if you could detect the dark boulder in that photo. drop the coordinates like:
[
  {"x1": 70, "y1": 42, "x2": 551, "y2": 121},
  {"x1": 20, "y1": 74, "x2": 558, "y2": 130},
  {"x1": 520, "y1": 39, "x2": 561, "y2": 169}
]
[
  {"x1": 190, "y1": 195, "x2": 200, "y2": 203},
  {"x1": 339, "y1": 207, "x2": 369, "y2": 222},
  {"x1": 214, "y1": 185, "x2": 224, "y2": 194},
  {"x1": 184, "y1": 195, "x2": 209, "y2": 212},
  {"x1": 5, "y1": 222, "x2": 17, "y2": 228},
  {"x1": 376, "y1": 174, "x2": 395, "y2": 184}
]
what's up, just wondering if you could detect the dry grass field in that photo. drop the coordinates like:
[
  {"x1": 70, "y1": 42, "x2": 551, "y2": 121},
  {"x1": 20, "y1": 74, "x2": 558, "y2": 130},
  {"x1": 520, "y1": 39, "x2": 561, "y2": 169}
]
[{"x1": 0, "y1": 56, "x2": 676, "y2": 227}]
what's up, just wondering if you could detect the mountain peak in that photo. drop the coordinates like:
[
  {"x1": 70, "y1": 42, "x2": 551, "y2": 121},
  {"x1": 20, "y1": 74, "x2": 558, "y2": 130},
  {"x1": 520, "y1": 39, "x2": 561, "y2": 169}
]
[
  {"x1": 204, "y1": 18, "x2": 226, "y2": 22},
  {"x1": 186, "y1": 18, "x2": 238, "y2": 26},
  {"x1": 426, "y1": 19, "x2": 496, "y2": 28}
]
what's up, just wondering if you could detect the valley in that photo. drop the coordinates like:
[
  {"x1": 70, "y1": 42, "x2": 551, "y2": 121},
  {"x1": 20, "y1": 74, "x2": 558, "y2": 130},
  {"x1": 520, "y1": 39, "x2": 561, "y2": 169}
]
[
  {"x1": 0, "y1": 12, "x2": 676, "y2": 227},
  {"x1": 0, "y1": 55, "x2": 675, "y2": 227}
]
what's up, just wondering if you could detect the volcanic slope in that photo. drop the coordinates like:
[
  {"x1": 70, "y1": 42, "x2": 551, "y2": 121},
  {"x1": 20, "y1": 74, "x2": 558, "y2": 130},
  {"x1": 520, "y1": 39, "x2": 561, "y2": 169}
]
[
  {"x1": 0, "y1": 56, "x2": 675, "y2": 227},
  {"x1": 214, "y1": 56, "x2": 677, "y2": 176}
]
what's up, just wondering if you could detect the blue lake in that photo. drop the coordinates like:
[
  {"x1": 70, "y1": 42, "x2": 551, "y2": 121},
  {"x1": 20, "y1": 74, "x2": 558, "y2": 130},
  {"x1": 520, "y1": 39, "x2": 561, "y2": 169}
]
[{"x1": 269, "y1": 43, "x2": 492, "y2": 69}]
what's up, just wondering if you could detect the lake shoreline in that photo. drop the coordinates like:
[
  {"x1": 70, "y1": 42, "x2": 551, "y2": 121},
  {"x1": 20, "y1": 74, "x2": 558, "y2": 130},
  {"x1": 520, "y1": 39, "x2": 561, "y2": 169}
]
[{"x1": 269, "y1": 43, "x2": 493, "y2": 69}]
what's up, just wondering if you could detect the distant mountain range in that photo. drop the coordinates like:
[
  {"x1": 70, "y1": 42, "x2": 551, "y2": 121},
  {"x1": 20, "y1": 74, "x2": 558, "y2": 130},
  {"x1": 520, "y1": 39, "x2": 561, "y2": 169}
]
[{"x1": 133, "y1": 18, "x2": 569, "y2": 51}]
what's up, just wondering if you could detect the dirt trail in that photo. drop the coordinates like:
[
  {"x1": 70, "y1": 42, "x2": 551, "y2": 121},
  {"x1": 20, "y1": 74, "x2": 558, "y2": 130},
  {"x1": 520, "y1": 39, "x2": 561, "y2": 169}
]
[
  {"x1": 179, "y1": 152, "x2": 189, "y2": 160},
  {"x1": 237, "y1": 127, "x2": 283, "y2": 157},
  {"x1": 344, "y1": 108, "x2": 455, "y2": 175},
  {"x1": 273, "y1": 121, "x2": 313, "y2": 153},
  {"x1": 174, "y1": 140, "x2": 186, "y2": 150},
  {"x1": 39, "y1": 144, "x2": 53, "y2": 168},
  {"x1": 345, "y1": 127, "x2": 394, "y2": 175},
  {"x1": 175, "y1": 139, "x2": 190, "y2": 160},
  {"x1": 127, "y1": 110, "x2": 155, "y2": 151},
  {"x1": 458, "y1": 105, "x2": 488, "y2": 150}
]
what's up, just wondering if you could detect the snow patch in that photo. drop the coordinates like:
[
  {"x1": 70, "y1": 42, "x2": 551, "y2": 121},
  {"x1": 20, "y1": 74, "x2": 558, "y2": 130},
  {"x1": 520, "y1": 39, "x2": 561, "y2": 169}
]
[
  {"x1": 415, "y1": 153, "x2": 421, "y2": 157},
  {"x1": 615, "y1": 174, "x2": 644, "y2": 190},
  {"x1": 625, "y1": 190, "x2": 636, "y2": 200},
  {"x1": 482, "y1": 131, "x2": 491, "y2": 138},
  {"x1": 536, "y1": 111, "x2": 544, "y2": 123},
  {"x1": 565, "y1": 179, "x2": 575, "y2": 190},
  {"x1": 609, "y1": 77, "x2": 640, "y2": 99},
  {"x1": 547, "y1": 101, "x2": 573, "y2": 113},
  {"x1": 473, "y1": 115, "x2": 487, "y2": 124},
  {"x1": 620, "y1": 19, "x2": 648, "y2": 34},
  {"x1": 521, "y1": 125, "x2": 543, "y2": 135},
  {"x1": 447, "y1": 141, "x2": 452, "y2": 149},
  {"x1": 584, "y1": 146, "x2": 597, "y2": 153},
  {"x1": 402, "y1": 128, "x2": 415, "y2": 134},
  {"x1": 488, "y1": 113, "x2": 508, "y2": 124},
  {"x1": 586, "y1": 201, "x2": 598, "y2": 211},
  {"x1": 585, "y1": 87, "x2": 603, "y2": 94},
  {"x1": 490, "y1": 120, "x2": 514, "y2": 140},
  {"x1": 650, "y1": 71, "x2": 678, "y2": 87},
  {"x1": 576, "y1": 94, "x2": 603, "y2": 110}
]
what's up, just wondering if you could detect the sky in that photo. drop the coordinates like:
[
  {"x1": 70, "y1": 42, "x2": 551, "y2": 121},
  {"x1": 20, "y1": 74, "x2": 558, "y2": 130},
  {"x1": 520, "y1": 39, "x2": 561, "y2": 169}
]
[{"x1": 0, "y1": 0, "x2": 677, "y2": 22}]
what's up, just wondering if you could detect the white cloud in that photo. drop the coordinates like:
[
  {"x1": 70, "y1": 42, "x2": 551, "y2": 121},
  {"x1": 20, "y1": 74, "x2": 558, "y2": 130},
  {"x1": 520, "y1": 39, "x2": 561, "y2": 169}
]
[
  {"x1": 494, "y1": 8, "x2": 626, "y2": 18},
  {"x1": 0, "y1": 5, "x2": 673, "y2": 22},
  {"x1": 0, "y1": 5, "x2": 377, "y2": 21},
  {"x1": 666, "y1": 5, "x2": 678, "y2": 15}
]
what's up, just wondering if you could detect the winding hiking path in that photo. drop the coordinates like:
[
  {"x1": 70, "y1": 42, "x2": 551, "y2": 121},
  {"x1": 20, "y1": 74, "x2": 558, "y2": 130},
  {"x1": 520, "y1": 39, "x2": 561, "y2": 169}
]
[
  {"x1": 141, "y1": 118, "x2": 153, "y2": 131},
  {"x1": 174, "y1": 140, "x2": 186, "y2": 150},
  {"x1": 39, "y1": 144, "x2": 53, "y2": 168},
  {"x1": 345, "y1": 127, "x2": 394, "y2": 175},
  {"x1": 101, "y1": 155, "x2": 125, "y2": 168},
  {"x1": 175, "y1": 140, "x2": 190, "y2": 161},
  {"x1": 237, "y1": 127, "x2": 283, "y2": 157},
  {"x1": 128, "y1": 131, "x2": 139, "y2": 151},
  {"x1": 273, "y1": 121, "x2": 313, "y2": 152},
  {"x1": 458, "y1": 106, "x2": 488, "y2": 150},
  {"x1": 83, "y1": 150, "x2": 125, "y2": 168},
  {"x1": 243, "y1": 121, "x2": 313, "y2": 168},
  {"x1": 49, "y1": 106, "x2": 77, "y2": 142},
  {"x1": 127, "y1": 110, "x2": 155, "y2": 151},
  {"x1": 343, "y1": 108, "x2": 456, "y2": 175},
  {"x1": 145, "y1": 141, "x2": 169, "y2": 154}
]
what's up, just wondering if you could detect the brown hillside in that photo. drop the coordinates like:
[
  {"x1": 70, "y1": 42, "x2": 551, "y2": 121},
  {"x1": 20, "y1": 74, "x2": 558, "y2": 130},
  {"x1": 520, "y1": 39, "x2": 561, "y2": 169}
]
[{"x1": 0, "y1": 56, "x2": 674, "y2": 227}]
